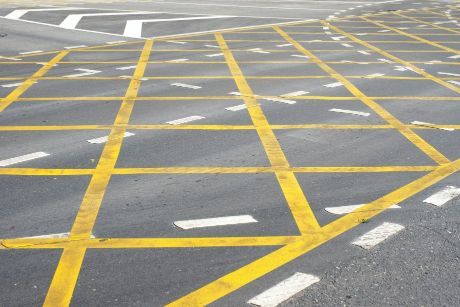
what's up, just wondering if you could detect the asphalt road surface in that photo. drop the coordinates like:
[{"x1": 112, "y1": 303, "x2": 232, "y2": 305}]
[{"x1": 0, "y1": 0, "x2": 459, "y2": 306}]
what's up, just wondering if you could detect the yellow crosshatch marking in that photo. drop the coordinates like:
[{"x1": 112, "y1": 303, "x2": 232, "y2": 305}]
[{"x1": 0, "y1": 4, "x2": 459, "y2": 306}]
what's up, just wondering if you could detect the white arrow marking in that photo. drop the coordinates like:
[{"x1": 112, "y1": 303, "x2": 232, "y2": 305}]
[
  {"x1": 123, "y1": 16, "x2": 232, "y2": 38},
  {"x1": 60, "y1": 11, "x2": 155, "y2": 29},
  {"x1": 64, "y1": 68, "x2": 101, "y2": 78}
]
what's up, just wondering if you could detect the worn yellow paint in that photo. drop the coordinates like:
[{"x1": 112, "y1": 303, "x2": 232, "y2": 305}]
[
  {"x1": 393, "y1": 12, "x2": 460, "y2": 34},
  {"x1": 216, "y1": 32, "x2": 321, "y2": 234},
  {"x1": 43, "y1": 39, "x2": 153, "y2": 307},
  {"x1": 0, "y1": 168, "x2": 95, "y2": 176},
  {"x1": 275, "y1": 26, "x2": 450, "y2": 166},
  {"x1": 0, "y1": 50, "x2": 68, "y2": 112}
]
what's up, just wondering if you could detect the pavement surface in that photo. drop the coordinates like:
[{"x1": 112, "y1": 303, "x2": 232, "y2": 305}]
[{"x1": 0, "y1": 0, "x2": 459, "y2": 306}]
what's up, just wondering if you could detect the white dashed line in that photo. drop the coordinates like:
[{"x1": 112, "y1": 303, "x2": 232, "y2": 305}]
[
  {"x1": 330, "y1": 108, "x2": 370, "y2": 117},
  {"x1": 411, "y1": 121, "x2": 454, "y2": 131},
  {"x1": 377, "y1": 29, "x2": 391, "y2": 33},
  {"x1": 341, "y1": 43, "x2": 353, "y2": 47},
  {"x1": 378, "y1": 58, "x2": 393, "y2": 64},
  {"x1": 174, "y1": 215, "x2": 257, "y2": 229},
  {"x1": 166, "y1": 115, "x2": 205, "y2": 125},
  {"x1": 168, "y1": 58, "x2": 189, "y2": 62},
  {"x1": 357, "y1": 50, "x2": 371, "y2": 55},
  {"x1": 282, "y1": 90, "x2": 309, "y2": 97},
  {"x1": 352, "y1": 222, "x2": 405, "y2": 249},
  {"x1": 0, "y1": 56, "x2": 21, "y2": 61},
  {"x1": 106, "y1": 40, "x2": 127, "y2": 44},
  {"x1": 248, "y1": 273, "x2": 320, "y2": 307},
  {"x1": 171, "y1": 82, "x2": 202, "y2": 89},
  {"x1": 64, "y1": 45, "x2": 87, "y2": 49},
  {"x1": 276, "y1": 43, "x2": 292, "y2": 47},
  {"x1": 20, "y1": 232, "x2": 96, "y2": 239},
  {"x1": 225, "y1": 104, "x2": 248, "y2": 111},
  {"x1": 448, "y1": 55, "x2": 460, "y2": 59},
  {"x1": 204, "y1": 44, "x2": 220, "y2": 48},
  {"x1": 290, "y1": 55, "x2": 309, "y2": 59},
  {"x1": 87, "y1": 132, "x2": 135, "y2": 144},
  {"x1": 1, "y1": 82, "x2": 23, "y2": 88},
  {"x1": 447, "y1": 80, "x2": 460, "y2": 86},
  {"x1": 325, "y1": 204, "x2": 400, "y2": 215},
  {"x1": 248, "y1": 48, "x2": 271, "y2": 54},
  {"x1": 423, "y1": 186, "x2": 460, "y2": 207},
  {"x1": 119, "y1": 75, "x2": 148, "y2": 80},
  {"x1": 355, "y1": 33, "x2": 368, "y2": 36},
  {"x1": 0, "y1": 152, "x2": 50, "y2": 167},
  {"x1": 64, "y1": 68, "x2": 101, "y2": 78},
  {"x1": 331, "y1": 36, "x2": 344, "y2": 41},
  {"x1": 166, "y1": 40, "x2": 187, "y2": 45},
  {"x1": 116, "y1": 65, "x2": 137, "y2": 70},
  {"x1": 366, "y1": 73, "x2": 385, "y2": 78},
  {"x1": 19, "y1": 50, "x2": 43, "y2": 55},
  {"x1": 205, "y1": 53, "x2": 224, "y2": 57},
  {"x1": 324, "y1": 81, "x2": 343, "y2": 88},
  {"x1": 263, "y1": 97, "x2": 296, "y2": 104}
]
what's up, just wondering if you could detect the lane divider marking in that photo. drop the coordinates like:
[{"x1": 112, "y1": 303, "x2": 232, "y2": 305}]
[
  {"x1": 166, "y1": 115, "x2": 205, "y2": 125},
  {"x1": 64, "y1": 45, "x2": 87, "y2": 49},
  {"x1": 411, "y1": 121, "x2": 454, "y2": 131},
  {"x1": 225, "y1": 104, "x2": 248, "y2": 111},
  {"x1": 438, "y1": 72, "x2": 460, "y2": 77},
  {"x1": 64, "y1": 68, "x2": 101, "y2": 78},
  {"x1": 87, "y1": 132, "x2": 135, "y2": 144},
  {"x1": 0, "y1": 152, "x2": 49, "y2": 167},
  {"x1": 352, "y1": 222, "x2": 405, "y2": 249},
  {"x1": 174, "y1": 215, "x2": 257, "y2": 229},
  {"x1": 329, "y1": 108, "x2": 370, "y2": 117},
  {"x1": 323, "y1": 81, "x2": 343, "y2": 88},
  {"x1": 171, "y1": 82, "x2": 202, "y2": 89},
  {"x1": 206, "y1": 53, "x2": 224, "y2": 57},
  {"x1": 423, "y1": 186, "x2": 460, "y2": 207},
  {"x1": 19, "y1": 50, "x2": 43, "y2": 55},
  {"x1": 325, "y1": 204, "x2": 401, "y2": 215},
  {"x1": 116, "y1": 65, "x2": 137, "y2": 70},
  {"x1": 20, "y1": 232, "x2": 96, "y2": 239}
]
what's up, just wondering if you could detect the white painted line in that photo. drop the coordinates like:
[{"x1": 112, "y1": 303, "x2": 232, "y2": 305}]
[
  {"x1": 425, "y1": 60, "x2": 442, "y2": 65},
  {"x1": 323, "y1": 81, "x2": 343, "y2": 88},
  {"x1": 124, "y1": 16, "x2": 232, "y2": 38},
  {"x1": 171, "y1": 82, "x2": 202, "y2": 89},
  {"x1": 366, "y1": 73, "x2": 385, "y2": 78},
  {"x1": 205, "y1": 44, "x2": 220, "y2": 48},
  {"x1": 438, "y1": 71, "x2": 460, "y2": 77},
  {"x1": 225, "y1": 104, "x2": 248, "y2": 111},
  {"x1": 325, "y1": 31, "x2": 332, "y2": 35},
  {"x1": 206, "y1": 53, "x2": 224, "y2": 57},
  {"x1": 263, "y1": 97, "x2": 296, "y2": 105},
  {"x1": 325, "y1": 204, "x2": 400, "y2": 215},
  {"x1": 166, "y1": 115, "x2": 205, "y2": 125},
  {"x1": 64, "y1": 68, "x2": 101, "y2": 78},
  {"x1": 174, "y1": 215, "x2": 257, "y2": 229},
  {"x1": 106, "y1": 40, "x2": 127, "y2": 44},
  {"x1": 378, "y1": 58, "x2": 393, "y2": 63},
  {"x1": 5, "y1": 7, "x2": 89, "y2": 20},
  {"x1": 0, "y1": 56, "x2": 21, "y2": 61},
  {"x1": 64, "y1": 45, "x2": 87, "y2": 49},
  {"x1": 119, "y1": 75, "x2": 148, "y2": 80},
  {"x1": 377, "y1": 29, "x2": 391, "y2": 33},
  {"x1": 291, "y1": 55, "x2": 309, "y2": 59},
  {"x1": 168, "y1": 58, "x2": 189, "y2": 62},
  {"x1": 276, "y1": 43, "x2": 292, "y2": 47},
  {"x1": 19, "y1": 50, "x2": 43, "y2": 55},
  {"x1": 448, "y1": 80, "x2": 460, "y2": 86},
  {"x1": 352, "y1": 222, "x2": 405, "y2": 249},
  {"x1": 448, "y1": 55, "x2": 460, "y2": 59},
  {"x1": 248, "y1": 272, "x2": 320, "y2": 307},
  {"x1": 20, "y1": 232, "x2": 96, "y2": 239},
  {"x1": 357, "y1": 50, "x2": 371, "y2": 55},
  {"x1": 423, "y1": 186, "x2": 460, "y2": 207},
  {"x1": 322, "y1": 26, "x2": 329, "y2": 30},
  {"x1": 411, "y1": 121, "x2": 454, "y2": 131},
  {"x1": 330, "y1": 108, "x2": 370, "y2": 117},
  {"x1": 331, "y1": 36, "x2": 344, "y2": 41},
  {"x1": 87, "y1": 132, "x2": 135, "y2": 144},
  {"x1": 0, "y1": 152, "x2": 49, "y2": 167},
  {"x1": 116, "y1": 65, "x2": 137, "y2": 70},
  {"x1": 248, "y1": 48, "x2": 271, "y2": 54},
  {"x1": 355, "y1": 33, "x2": 368, "y2": 36},
  {"x1": 166, "y1": 40, "x2": 187, "y2": 44},
  {"x1": 60, "y1": 11, "x2": 154, "y2": 29},
  {"x1": 229, "y1": 91, "x2": 242, "y2": 96},
  {"x1": 1, "y1": 82, "x2": 23, "y2": 88},
  {"x1": 341, "y1": 43, "x2": 353, "y2": 47},
  {"x1": 282, "y1": 90, "x2": 309, "y2": 97}
]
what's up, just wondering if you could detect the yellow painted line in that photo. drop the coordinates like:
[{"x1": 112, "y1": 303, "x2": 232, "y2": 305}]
[
  {"x1": 325, "y1": 22, "x2": 460, "y2": 97},
  {"x1": 43, "y1": 39, "x2": 153, "y2": 307},
  {"x1": 360, "y1": 17, "x2": 460, "y2": 56},
  {"x1": 216, "y1": 32, "x2": 320, "y2": 234},
  {"x1": 0, "y1": 50, "x2": 68, "y2": 112},
  {"x1": 0, "y1": 125, "x2": 112, "y2": 131},
  {"x1": 1, "y1": 236, "x2": 299, "y2": 249},
  {"x1": 393, "y1": 12, "x2": 460, "y2": 34},
  {"x1": 169, "y1": 156, "x2": 460, "y2": 306},
  {"x1": 275, "y1": 26, "x2": 451, "y2": 166},
  {"x1": 0, "y1": 168, "x2": 94, "y2": 176}
]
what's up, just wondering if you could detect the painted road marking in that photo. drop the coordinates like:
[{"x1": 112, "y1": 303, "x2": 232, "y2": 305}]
[
  {"x1": 0, "y1": 152, "x2": 49, "y2": 167},
  {"x1": 448, "y1": 55, "x2": 460, "y2": 59},
  {"x1": 291, "y1": 55, "x2": 309, "y2": 59},
  {"x1": 19, "y1": 50, "x2": 43, "y2": 55},
  {"x1": 174, "y1": 215, "x2": 257, "y2": 229},
  {"x1": 171, "y1": 82, "x2": 202, "y2": 89},
  {"x1": 225, "y1": 104, "x2": 247, "y2": 111},
  {"x1": 64, "y1": 68, "x2": 101, "y2": 78},
  {"x1": 166, "y1": 115, "x2": 205, "y2": 125},
  {"x1": 248, "y1": 272, "x2": 320, "y2": 307},
  {"x1": 205, "y1": 44, "x2": 220, "y2": 48},
  {"x1": 423, "y1": 186, "x2": 460, "y2": 207},
  {"x1": 248, "y1": 48, "x2": 271, "y2": 54},
  {"x1": 341, "y1": 43, "x2": 353, "y2": 47},
  {"x1": 352, "y1": 222, "x2": 405, "y2": 249},
  {"x1": 0, "y1": 56, "x2": 21, "y2": 61},
  {"x1": 331, "y1": 36, "x2": 344, "y2": 41},
  {"x1": 166, "y1": 41, "x2": 187, "y2": 45},
  {"x1": 60, "y1": 11, "x2": 154, "y2": 29},
  {"x1": 447, "y1": 80, "x2": 460, "y2": 86},
  {"x1": 438, "y1": 72, "x2": 460, "y2": 77},
  {"x1": 119, "y1": 75, "x2": 148, "y2": 81},
  {"x1": 64, "y1": 45, "x2": 87, "y2": 49},
  {"x1": 282, "y1": 91, "x2": 310, "y2": 97},
  {"x1": 324, "y1": 81, "x2": 343, "y2": 88},
  {"x1": 366, "y1": 73, "x2": 385, "y2": 78},
  {"x1": 1, "y1": 82, "x2": 24, "y2": 88},
  {"x1": 106, "y1": 40, "x2": 127, "y2": 44},
  {"x1": 116, "y1": 65, "x2": 137, "y2": 70},
  {"x1": 358, "y1": 50, "x2": 371, "y2": 55},
  {"x1": 206, "y1": 53, "x2": 224, "y2": 57},
  {"x1": 87, "y1": 132, "x2": 135, "y2": 144},
  {"x1": 378, "y1": 58, "x2": 393, "y2": 63},
  {"x1": 330, "y1": 108, "x2": 370, "y2": 117},
  {"x1": 276, "y1": 43, "x2": 292, "y2": 47},
  {"x1": 20, "y1": 232, "x2": 96, "y2": 239},
  {"x1": 325, "y1": 204, "x2": 401, "y2": 215},
  {"x1": 4, "y1": 7, "x2": 89, "y2": 20},
  {"x1": 263, "y1": 97, "x2": 296, "y2": 105},
  {"x1": 168, "y1": 58, "x2": 189, "y2": 62},
  {"x1": 411, "y1": 121, "x2": 454, "y2": 131}
]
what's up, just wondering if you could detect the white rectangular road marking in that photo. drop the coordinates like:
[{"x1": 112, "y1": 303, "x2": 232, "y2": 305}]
[
  {"x1": 166, "y1": 115, "x2": 204, "y2": 125},
  {"x1": 0, "y1": 56, "x2": 21, "y2": 61},
  {"x1": 291, "y1": 55, "x2": 309, "y2": 59},
  {"x1": 438, "y1": 72, "x2": 460, "y2": 77},
  {"x1": 411, "y1": 121, "x2": 454, "y2": 131},
  {"x1": 0, "y1": 152, "x2": 49, "y2": 167},
  {"x1": 19, "y1": 50, "x2": 43, "y2": 55},
  {"x1": 276, "y1": 43, "x2": 292, "y2": 47},
  {"x1": 20, "y1": 232, "x2": 96, "y2": 239},
  {"x1": 324, "y1": 81, "x2": 343, "y2": 88},
  {"x1": 166, "y1": 41, "x2": 187, "y2": 45},
  {"x1": 423, "y1": 186, "x2": 460, "y2": 207},
  {"x1": 263, "y1": 97, "x2": 296, "y2": 105},
  {"x1": 282, "y1": 91, "x2": 309, "y2": 97},
  {"x1": 325, "y1": 204, "x2": 401, "y2": 215},
  {"x1": 205, "y1": 44, "x2": 220, "y2": 48},
  {"x1": 378, "y1": 58, "x2": 393, "y2": 63},
  {"x1": 366, "y1": 73, "x2": 385, "y2": 78},
  {"x1": 2, "y1": 82, "x2": 23, "y2": 88},
  {"x1": 248, "y1": 48, "x2": 271, "y2": 54},
  {"x1": 206, "y1": 53, "x2": 224, "y2": 57},
  {"x1": 448, "y1": 55, "x2": 460, "y2": 59},
  {"x1": 225, "y1": 104, "x2": 247, "y2": 111},
  {"x1": 106, "y1": 40, "x2": 127, "y2": 44},
  {"x1": 64, "y1": 45, "x2": 87, "y2": 49},
  {"x1": 120, "y1": 75, "x2": 148, "y2": 80},
  {"x1": 5, "y1": 7, "x2": 89, "y2": 20},
  {"x1": 60, "y1": 11, "x2": 154, "y2": 29},
  {"x1": 64, "y1": 68, "x2": 101, "y2": 78},
  {"x1": 248, "y1": 272, "x2": 320, "y2": 307},
  {"x1": 447, "y1": 80, "x2": 460, "y2": 86},
  {"x1": 171, "y1": 82, "x2": 202, "y2": 89},
  {"x1": 331, "y1": 36, "x2": 344, "y2": 41},
  {"x1": 352, "y1": 222, "x2": 405, "y2": 249},
  {"x1": 174, "y1": 215, "x2": 257, "y2": 229},
  {"x1": 87, "y1": 132, "x2": 135, "y2": 144},
  {"x1": 116, "y1": 65, "x2": 137, "y2": 70},
  {"x1": 358, "y1": 50, "x2": 371, "y2": 55},
  {"x1": 168, "y1": 58, "x2": 189, "y2": 62},
  {"x1": 330, "y1": 108, "x2": 370, "y2": 116},
  {"x1": 341, "y1": 43, "x2": 353, "y2": 47}
]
